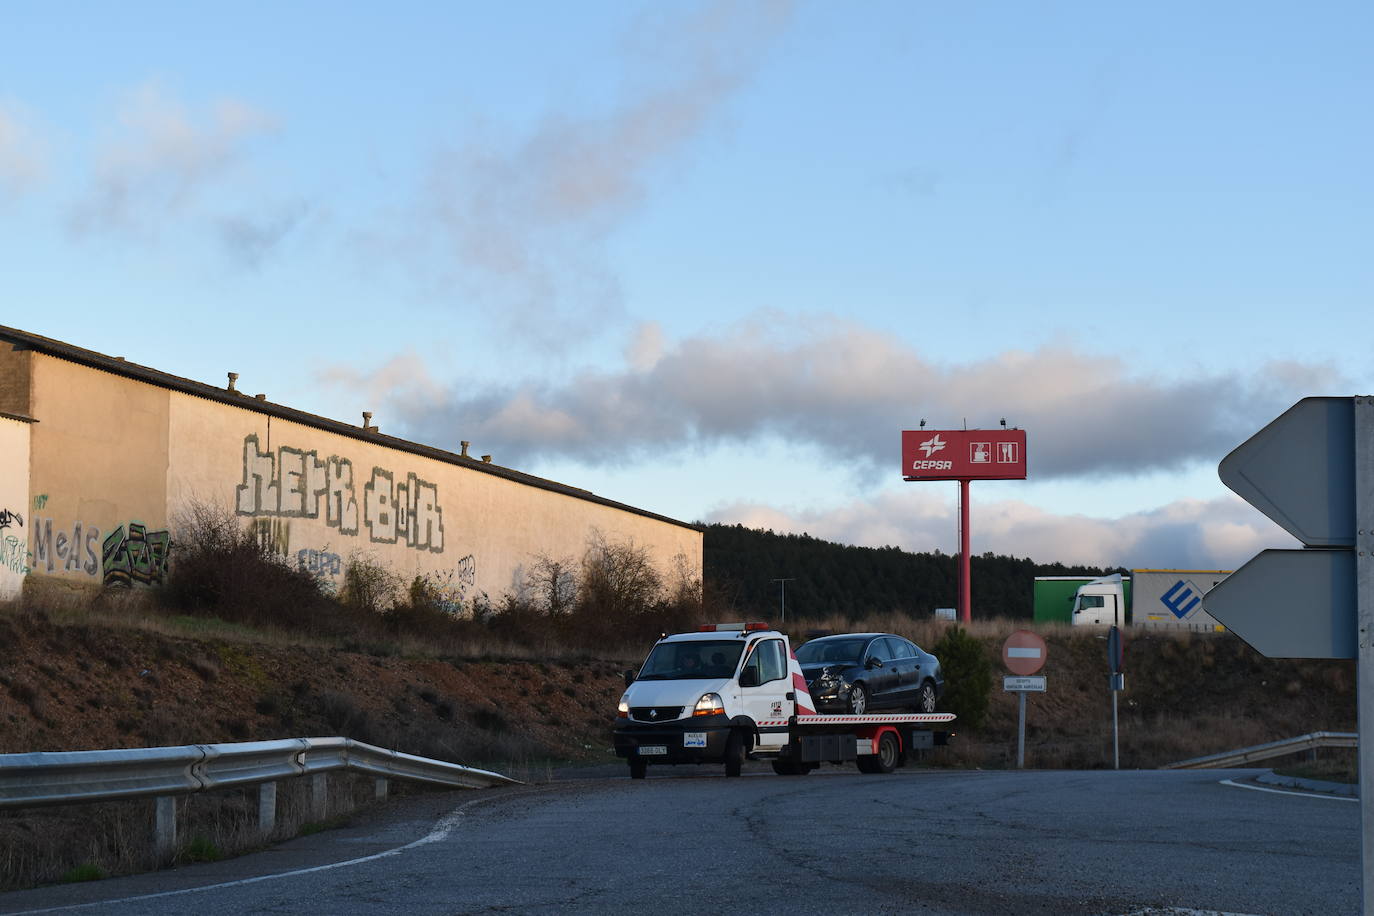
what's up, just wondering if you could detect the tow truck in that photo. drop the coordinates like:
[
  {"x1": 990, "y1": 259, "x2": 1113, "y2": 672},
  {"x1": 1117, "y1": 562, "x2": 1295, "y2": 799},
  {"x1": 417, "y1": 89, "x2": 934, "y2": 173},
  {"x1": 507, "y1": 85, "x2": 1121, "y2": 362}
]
[{"x1": 613, "y1": 623, "x2": 954, "y2": 778}]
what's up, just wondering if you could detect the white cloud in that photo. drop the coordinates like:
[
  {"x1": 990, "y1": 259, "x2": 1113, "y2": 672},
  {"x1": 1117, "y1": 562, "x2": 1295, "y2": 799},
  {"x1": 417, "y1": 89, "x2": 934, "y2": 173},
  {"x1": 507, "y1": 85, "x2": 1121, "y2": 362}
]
[
  {"x1": 0, "y1": 101, "x2": 46, "y2": 195},
  {"x1": 68, "y1": 82, "x2": 276, "y2": 236},
  {"x1": 706, "y1": 489, "x2": 1295, "y2": 570},
  {"x1": 412, "y1": 0, "x2": 794, "y2": 345},
  {"x1": 327, "y1": 314, "x2": 1342, "y2": 481}
]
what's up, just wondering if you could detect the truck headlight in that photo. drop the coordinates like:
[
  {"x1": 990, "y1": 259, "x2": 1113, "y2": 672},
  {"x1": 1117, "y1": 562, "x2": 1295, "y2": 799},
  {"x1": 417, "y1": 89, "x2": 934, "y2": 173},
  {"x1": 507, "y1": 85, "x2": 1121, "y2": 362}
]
[
  {"x1": 617, "y1": 696, "x2": 629, "y2": 719},
  {"x1": 693, "y1": 692, "x2": 725, "y2": 717}
]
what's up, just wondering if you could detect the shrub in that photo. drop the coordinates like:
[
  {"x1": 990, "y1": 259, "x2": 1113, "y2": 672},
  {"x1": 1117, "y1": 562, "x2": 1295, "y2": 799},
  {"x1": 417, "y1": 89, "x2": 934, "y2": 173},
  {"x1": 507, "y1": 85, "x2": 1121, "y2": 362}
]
[{"x1": 932, "y1": 626, "x2": 993, "y2": 731}]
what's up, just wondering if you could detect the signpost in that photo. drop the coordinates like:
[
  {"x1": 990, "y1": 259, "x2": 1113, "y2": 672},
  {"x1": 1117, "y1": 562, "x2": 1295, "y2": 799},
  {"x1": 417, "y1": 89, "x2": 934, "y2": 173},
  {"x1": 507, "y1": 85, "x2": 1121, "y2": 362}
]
[
  {"x1": 903, "y1": 427, "x2": 1027, "y2": 622},
  {"x1": 1205, "y1": 396, "x2": 1371, "y2": 912},
  {"x1": 1002, "y1": 630, "x2": 1047, "y2": 768},
  {"x1": 1107, "y1": 625, "x2": 1125, "y2": 769}
]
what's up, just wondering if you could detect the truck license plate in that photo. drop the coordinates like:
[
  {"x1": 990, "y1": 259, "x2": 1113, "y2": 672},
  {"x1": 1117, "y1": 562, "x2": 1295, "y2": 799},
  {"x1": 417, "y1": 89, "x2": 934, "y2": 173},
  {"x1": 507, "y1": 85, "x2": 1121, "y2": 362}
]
[
  {"x1": 638, "y1": 745, "x2": 667, "y2": 756},
  {"x1": 683, "y1": 732, "x2": 707, "y2": 748}
]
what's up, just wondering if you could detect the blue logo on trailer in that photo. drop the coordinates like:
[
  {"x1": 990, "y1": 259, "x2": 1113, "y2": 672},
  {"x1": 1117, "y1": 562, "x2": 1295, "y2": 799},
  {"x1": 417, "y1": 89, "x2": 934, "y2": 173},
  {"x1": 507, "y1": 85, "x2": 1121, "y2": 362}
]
[{"x1": 1160, "y1": 580, "x2": 1202, "y2": 619}]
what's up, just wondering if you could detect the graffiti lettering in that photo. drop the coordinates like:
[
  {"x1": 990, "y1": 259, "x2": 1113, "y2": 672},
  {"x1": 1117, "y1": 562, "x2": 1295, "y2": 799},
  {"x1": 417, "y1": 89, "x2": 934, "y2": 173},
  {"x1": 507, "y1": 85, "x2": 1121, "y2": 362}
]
[
  {"x1": 1, "y1": 535, "x2": 28, "y2": 574},
  {"x1": 251, "y1": 518, "x2": 291, "y2": 557},
  {"x1": 32, "y1": 494, "x2": 47, "y2": 510},
  {"x1": 31, "y1": 517, "x2": 100, "y2": 576},
  {"x1": 235, "y1": 435, "x2": 360, "y2": 534},
  {"x1": 101, "y1": 523, "x2": 170, "y2": 588},
  {"x1": 296, "y1": 548, "x2": 342, "y2": 577},
  {"x1": 364, "y1": 468, "x2": 444, "y2": 553},
  {"x1": 0, "y1": 509, "x2": 22, "y2": 530}
]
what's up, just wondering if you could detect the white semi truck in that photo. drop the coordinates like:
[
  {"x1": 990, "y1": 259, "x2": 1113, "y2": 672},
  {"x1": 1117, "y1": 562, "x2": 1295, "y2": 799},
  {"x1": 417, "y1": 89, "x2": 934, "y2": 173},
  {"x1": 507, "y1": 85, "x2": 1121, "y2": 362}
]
[
  {"x1": 612, "y1": 623, "x2": 954, "y2": 778},
  {"x1": 1071, "y1": 569, "x2": 1231, "y2": 629}
]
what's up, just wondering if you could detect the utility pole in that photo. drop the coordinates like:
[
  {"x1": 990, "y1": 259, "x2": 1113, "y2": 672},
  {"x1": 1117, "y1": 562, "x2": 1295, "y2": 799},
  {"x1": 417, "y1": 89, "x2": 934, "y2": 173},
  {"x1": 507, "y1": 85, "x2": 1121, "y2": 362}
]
[{"x1": 771, "y1": 578, "x2": 795, "y2": 624}]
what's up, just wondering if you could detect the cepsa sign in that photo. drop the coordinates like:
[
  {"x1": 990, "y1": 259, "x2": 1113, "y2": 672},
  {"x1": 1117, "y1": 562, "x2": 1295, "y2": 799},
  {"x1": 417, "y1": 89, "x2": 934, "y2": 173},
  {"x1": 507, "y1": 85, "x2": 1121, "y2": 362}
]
[{"x1": 902, "y1": 429, "x2": 1027, "y2": 480}]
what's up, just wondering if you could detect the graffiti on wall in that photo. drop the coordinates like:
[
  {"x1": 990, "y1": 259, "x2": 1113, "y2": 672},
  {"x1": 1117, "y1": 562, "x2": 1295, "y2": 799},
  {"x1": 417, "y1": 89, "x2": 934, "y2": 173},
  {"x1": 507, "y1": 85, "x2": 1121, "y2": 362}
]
[
  {"x1": 0, "y1": 508, "x2": 22, "y2": 530},
  {"x1": 33, "y1": 494, "x2": 48, "y2": 510},
  {"x1": 31, "y1": 517, "x2": 101, "y2": 576},
  {"x1": 1, "y1": 535, "x2": 28, "y2": 575},
  {"x1": 101, "y1": 523, "x2": 171, "y2": 588},
  {"x1": 296, "y1": 548, "x2": 342, "y2": 577},
  {"x1": 235, "y1": 435, "x2": 444, "y2": 553},
  {"x1": 430, "y1": 554, "x2": 477, "y2": 616}
]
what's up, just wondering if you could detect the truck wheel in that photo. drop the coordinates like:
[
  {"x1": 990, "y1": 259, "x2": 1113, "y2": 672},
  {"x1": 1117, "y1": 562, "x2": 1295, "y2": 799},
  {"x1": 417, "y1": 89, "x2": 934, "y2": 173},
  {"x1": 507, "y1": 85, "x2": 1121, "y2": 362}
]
[
  {"x1": 724, "y1": 730, "x2": 745, "y2": 777},
  {"x1": 847, "y1": 683, "x2": 868, "y2": 715},
  {"x1": 629, "y1": 757, "x2": 647, "y2": 780},
  {"x1": 915, "y1": 680, "x2": 938, "y2": 714},
  {"x1": 857, "y1": 732, "x2": 899, "y2": 774},
  {"x1": 771, "y1": 758, "x2": 808, "y2": 776}
]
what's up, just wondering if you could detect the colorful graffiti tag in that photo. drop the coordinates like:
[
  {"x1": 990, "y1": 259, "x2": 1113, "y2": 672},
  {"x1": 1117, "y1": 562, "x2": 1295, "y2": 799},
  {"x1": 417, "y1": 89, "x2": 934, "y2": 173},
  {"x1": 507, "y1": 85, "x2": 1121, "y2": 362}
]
[
  {"x1": 1, "y1": 534, "x2": 28, "y2": 575},
  {"x1": 296, "y1": 548, "x2": 342, "y2": 576},
  {"x1": 101, "y1": 523, "x2": 171, "y2": 588},
  {"x1": 0, "y1": 508, "x2": 22, "y2": 530},
  {"x1": 236, "y1": 435, "x2": 444, "y2": 553}
]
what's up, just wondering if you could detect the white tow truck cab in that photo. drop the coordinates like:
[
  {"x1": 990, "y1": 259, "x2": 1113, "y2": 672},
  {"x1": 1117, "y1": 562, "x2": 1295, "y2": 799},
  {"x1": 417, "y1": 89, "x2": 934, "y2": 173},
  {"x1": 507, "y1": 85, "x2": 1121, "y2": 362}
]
[{"x1": 613, "y1": 623, "x2": 954, "y2": 779}]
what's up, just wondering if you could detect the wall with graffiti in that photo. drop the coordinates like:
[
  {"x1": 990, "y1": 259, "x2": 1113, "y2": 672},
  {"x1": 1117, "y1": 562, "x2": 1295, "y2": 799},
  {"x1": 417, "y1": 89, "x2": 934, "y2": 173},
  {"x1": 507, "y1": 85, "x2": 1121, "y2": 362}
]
[
  {"x1": 0, "y1": 416, "x2": 32, "y2": 599},
  {"x1": 9, "y1": 344, "x2": 701, "y2": 614}
]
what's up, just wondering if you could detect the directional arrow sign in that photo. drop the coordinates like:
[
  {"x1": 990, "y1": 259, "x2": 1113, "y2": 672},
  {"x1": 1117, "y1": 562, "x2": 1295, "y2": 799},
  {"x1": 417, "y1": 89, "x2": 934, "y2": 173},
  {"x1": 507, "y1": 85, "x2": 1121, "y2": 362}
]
[
  {"x1": 1204, "y1": 549, "x2": 1355, "y2": 659},
  {"x1": 1218, "y1": 396, "x2": 1354, "y2": 547}
]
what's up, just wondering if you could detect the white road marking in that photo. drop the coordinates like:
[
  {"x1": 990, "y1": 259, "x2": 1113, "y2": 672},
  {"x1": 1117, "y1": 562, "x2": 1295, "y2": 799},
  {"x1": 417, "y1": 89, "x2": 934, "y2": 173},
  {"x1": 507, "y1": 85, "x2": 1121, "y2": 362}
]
[
  {"x1": 6, "y1": 792, "x2": 505, "y2": 914},
  {"x1": 1219, "y1": 778, "x2": 1357, "y2": 802}
]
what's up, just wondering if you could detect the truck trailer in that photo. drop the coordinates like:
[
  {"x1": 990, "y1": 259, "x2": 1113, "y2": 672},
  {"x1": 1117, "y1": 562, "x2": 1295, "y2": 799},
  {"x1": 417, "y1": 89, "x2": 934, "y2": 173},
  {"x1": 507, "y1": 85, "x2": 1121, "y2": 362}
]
[
  {"x1": 1068, "y1": 569, "x2": 1230, "y2": 630},
  {"x1": 613, "y1": 623, "x2": 954, "y2": 778}
]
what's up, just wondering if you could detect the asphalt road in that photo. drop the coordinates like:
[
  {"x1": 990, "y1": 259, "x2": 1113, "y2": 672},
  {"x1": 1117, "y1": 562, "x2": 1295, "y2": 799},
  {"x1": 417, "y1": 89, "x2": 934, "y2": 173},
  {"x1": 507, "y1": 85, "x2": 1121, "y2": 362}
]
[{"x1": 0, "y1": 765, "x2": 1360, "y2": 915}]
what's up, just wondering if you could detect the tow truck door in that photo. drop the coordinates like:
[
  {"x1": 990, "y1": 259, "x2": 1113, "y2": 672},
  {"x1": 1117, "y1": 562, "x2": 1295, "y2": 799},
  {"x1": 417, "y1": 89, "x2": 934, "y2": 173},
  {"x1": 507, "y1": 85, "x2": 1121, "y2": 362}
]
[{"x1": 737, "y1": 637, "x2": 791, "y2": 751}]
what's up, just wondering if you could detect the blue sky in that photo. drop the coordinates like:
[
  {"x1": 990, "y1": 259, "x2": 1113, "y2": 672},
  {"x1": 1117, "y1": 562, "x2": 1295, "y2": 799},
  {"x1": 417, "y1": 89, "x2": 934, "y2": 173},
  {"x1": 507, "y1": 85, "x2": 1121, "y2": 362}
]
[{"x1": 3, "y1": 1, "x2": 1370, "y2": 574}]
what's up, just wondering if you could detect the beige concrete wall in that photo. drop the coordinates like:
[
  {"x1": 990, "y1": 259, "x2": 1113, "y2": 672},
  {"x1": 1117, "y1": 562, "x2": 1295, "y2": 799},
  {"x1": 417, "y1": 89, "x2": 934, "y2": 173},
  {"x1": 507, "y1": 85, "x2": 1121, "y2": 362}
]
[
  {"x1": 18, "y1": 351, "x2": 701, "y2": 608},
  {"x1": 165, "y1": 392, "x2": 702, "y2": 610},
  {"x1": 0, "y1": 417, "x2": 31, "y2": 599}
]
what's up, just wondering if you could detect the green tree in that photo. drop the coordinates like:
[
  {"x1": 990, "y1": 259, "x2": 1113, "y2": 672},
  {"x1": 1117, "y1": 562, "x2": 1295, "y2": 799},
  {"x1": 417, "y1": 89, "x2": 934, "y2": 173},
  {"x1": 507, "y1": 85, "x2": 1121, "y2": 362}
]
[{"x1": 932, "y1": 626, "x2": 993, "y2": 730}]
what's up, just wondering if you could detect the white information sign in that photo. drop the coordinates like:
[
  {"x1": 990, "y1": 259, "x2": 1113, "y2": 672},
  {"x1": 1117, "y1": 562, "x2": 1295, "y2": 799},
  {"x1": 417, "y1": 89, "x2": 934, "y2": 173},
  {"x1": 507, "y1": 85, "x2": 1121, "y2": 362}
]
[{"x1": 1003, "y1": 675, "x2": 1046, "y2": 692}]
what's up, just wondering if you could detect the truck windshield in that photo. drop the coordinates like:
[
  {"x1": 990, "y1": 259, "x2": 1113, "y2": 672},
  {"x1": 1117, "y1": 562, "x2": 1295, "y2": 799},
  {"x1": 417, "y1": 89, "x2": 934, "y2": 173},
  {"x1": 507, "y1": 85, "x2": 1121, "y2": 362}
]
[
  {"x1": 796, "y1": 638, "x2": 867, "y2": 666},
  {"x1": 636, "y1": 640, "x2": 744, "y2": 680}
]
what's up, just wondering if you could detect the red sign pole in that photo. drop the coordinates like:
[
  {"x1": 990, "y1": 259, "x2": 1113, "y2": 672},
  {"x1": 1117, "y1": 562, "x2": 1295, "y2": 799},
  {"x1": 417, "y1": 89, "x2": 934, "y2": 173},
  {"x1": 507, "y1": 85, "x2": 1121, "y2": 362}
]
[{"x1": 959, "y1": 478, "x2": 971, "y2": 624}]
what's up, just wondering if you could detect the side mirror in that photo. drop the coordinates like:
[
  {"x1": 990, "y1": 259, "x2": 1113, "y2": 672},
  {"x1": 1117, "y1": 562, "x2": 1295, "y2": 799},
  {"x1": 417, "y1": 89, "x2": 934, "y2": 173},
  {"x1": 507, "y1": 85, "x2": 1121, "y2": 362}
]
[
  {"x1": 865, "y1": 657, "x2": 883, "y2": 670},
  {"x1": 622, "y1": 669, "x2": 637, "y2": 686},
  {"x1": 739, "y1": 668, "x2": 761, "y2": 688}
]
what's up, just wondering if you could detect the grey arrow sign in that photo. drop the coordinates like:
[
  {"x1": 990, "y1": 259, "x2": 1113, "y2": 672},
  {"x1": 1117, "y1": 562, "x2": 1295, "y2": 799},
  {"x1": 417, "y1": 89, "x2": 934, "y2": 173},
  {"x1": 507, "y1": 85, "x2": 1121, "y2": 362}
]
[
  {"x1": 1204, "y1": 548, "x2": 1355, "y2": 659},
  {"x1": 1218, "y1": 396, "x2": 1354, "y2": 547}
]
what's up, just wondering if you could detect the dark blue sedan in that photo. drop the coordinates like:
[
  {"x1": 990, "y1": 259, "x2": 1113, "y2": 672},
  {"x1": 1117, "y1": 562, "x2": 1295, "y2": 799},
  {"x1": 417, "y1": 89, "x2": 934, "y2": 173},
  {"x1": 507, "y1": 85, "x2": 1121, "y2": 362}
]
[{"x1": 795, "y1": 633, "x2": 943, "y2": 715}]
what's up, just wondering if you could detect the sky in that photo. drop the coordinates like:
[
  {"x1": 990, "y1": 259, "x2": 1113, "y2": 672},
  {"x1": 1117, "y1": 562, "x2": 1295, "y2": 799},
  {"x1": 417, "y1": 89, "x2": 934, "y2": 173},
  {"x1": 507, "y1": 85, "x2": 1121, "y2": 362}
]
[{"x1": 2, "y1": 1, "x2": 1371, "y2": 575}]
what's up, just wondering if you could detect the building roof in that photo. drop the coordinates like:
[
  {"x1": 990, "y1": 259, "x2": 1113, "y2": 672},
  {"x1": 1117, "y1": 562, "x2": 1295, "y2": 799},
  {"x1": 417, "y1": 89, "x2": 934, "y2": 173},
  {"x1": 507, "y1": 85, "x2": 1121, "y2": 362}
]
[{"x1": 0, "y1": 324, "x2": 699, "y2": 532}]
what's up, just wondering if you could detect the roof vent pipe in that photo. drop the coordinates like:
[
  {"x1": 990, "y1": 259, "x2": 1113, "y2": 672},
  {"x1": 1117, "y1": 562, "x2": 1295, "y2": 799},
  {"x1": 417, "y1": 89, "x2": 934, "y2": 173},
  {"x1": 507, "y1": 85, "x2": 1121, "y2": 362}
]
[
  {"x1": 481, "y1": 454, "x2": 492, "y2": 463},
  {"x1": 460, "y1": 441, "x2": 470, "y2": 457},
  {"x1": 255, "y1": 393, "x2": 266, "y2": 401},
  {"x1": 362, "y1": 411, "x2": 373, "y2": 430},
  {"x1": 227, "y1": 372, "x2": 239, "y2": 392}
]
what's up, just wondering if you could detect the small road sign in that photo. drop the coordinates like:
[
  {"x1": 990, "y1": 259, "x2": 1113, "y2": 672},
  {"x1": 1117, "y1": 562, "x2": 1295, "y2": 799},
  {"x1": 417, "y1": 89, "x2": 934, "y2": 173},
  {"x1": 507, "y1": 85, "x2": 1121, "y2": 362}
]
[
  {"x1": 1002, "y1": 630, "x2": 1048, "y2": 675},
  {"x1": 1004, "y1": 676, "x2": 1046, "y2": 692},
  {"x1": 1107, "y1": 625, "x2": 1124, "y2": 673}
]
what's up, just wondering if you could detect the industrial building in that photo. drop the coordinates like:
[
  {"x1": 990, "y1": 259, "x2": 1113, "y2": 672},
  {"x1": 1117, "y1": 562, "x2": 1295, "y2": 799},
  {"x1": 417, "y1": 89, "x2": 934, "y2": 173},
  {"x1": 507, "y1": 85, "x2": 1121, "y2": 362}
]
[{"x1": 0, "y1": 325, "x2": 702, "y2": 607}]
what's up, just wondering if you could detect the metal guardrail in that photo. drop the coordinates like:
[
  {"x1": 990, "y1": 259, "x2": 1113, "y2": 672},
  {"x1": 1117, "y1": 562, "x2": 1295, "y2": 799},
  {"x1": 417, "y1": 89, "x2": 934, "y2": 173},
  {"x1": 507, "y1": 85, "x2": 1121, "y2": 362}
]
[
  {"x1": 1164, "y1": 731, "x2": 1358, "y2": 769},
  {"x1": 0, "y1": 737, "x2": 519, "y2": 808}
]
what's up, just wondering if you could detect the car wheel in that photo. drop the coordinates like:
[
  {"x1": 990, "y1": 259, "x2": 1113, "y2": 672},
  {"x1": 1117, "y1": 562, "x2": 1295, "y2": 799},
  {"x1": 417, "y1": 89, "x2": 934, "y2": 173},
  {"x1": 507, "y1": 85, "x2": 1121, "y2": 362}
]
[
  {"x1": 915, "y1": 680, "x2": 938, "y2": 714},
  {"x1": 724, "y1": 730, "x2": 745, "y2": 777},
  {"x1": 857, "y1": 732, "x2": 900, "y2": 774},
  {"x1": 629, "y1": 757, "x2": 647, "y2": 780},
  {"x1": 847, "y1": 683, "x2": 868, "y2": 715}
]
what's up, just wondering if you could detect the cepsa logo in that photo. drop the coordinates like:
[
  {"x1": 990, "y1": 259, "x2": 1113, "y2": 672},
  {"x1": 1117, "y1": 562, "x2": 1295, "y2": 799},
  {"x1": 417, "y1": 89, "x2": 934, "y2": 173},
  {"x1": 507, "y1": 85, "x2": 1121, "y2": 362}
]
[{"x1": 911, "y1": 434, "x2": 952, "y2": 470}]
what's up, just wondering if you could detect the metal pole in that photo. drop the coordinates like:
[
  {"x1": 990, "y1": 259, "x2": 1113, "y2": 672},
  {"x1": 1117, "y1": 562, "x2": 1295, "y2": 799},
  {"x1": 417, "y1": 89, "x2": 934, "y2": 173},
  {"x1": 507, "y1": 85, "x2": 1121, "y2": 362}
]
[
  {"x1": 1112, "y1": 686, "x2": 1119, "y2": 770},
  {"x1": 772, "y1": 578, "x2": 794, "y2": 625},
  {"x1": 1353, "y1": 396, "x2": 1374, "y2": 914},
  {"x1": 1017, "y1": 691, "x2": 1026, "y2": 768},
  {"x1": 959, "y1": 478, "x2": 971, "y2": 623}
]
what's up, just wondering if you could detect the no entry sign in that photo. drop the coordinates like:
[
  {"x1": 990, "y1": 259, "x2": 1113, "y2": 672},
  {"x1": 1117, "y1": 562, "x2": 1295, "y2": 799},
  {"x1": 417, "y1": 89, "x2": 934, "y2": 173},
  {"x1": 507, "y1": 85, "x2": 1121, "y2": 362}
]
[{"x1": 1002, "y1": 630, "x2": 1048, "y2": 676}]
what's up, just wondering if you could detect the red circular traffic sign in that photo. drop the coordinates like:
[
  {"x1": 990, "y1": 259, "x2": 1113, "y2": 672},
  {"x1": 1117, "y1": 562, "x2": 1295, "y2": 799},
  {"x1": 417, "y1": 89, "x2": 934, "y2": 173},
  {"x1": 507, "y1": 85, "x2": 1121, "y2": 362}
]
[{"x1": 1002, "y1": 630, "x2": 1048, "y2": 676}]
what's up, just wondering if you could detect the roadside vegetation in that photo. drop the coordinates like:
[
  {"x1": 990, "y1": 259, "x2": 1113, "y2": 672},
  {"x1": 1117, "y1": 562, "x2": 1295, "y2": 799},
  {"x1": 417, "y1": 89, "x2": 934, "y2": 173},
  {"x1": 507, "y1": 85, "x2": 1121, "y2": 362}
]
[{"x1": 0, "y1": 512, "x2": 1360, "y2": 891}]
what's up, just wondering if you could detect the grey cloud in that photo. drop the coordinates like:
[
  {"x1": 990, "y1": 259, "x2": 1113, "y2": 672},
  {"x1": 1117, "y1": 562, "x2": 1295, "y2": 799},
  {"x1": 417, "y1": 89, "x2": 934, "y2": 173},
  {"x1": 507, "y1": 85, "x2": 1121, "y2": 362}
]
[
  {"x1": 327, "y1": 317, "x2": 1342, "y2": 481},
  {"x1": 216, "y1": 200, "x2": 312, "y2": 269},
  {"x1": 706, "y1": 492, "x2": 1297, "y2": 570},
  {"x1": 415, "y1": 1, "x2": 793, "y2": 347},
  {"x1": 68, "y1": 83, "x2": 276, "y2": 236}
]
